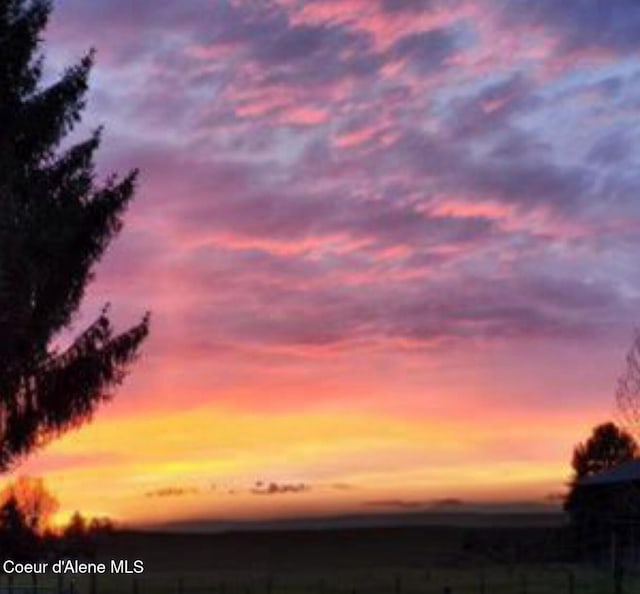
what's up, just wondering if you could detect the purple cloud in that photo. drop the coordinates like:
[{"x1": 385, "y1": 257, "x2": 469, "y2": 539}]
[
  {"x1": 38, "y1": 0, "x2": 640, "y2": 377},
  {"x1": 499, "y1": 0, "x2": 640, "y2": 55}
]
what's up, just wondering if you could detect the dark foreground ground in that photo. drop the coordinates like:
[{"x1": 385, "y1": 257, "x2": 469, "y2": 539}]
[
  {"x1": 96, "y1": 513, "x2": 570, "y2": 573},
  {"x1": 3, "y1": 514, "x2": 629, "y2": 593}
]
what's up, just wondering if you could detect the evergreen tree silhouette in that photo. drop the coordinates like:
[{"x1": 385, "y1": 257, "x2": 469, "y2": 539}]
[{"x1": 0, "y1": 0, "x2": 149, "y2": 471}]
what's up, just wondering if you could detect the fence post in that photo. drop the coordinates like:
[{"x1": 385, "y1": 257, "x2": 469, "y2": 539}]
[
  {"x1": 394, "y1": 574, "x2": 402, "y2": 594},
  {"x1": 614, "y1": 570, "x2": 623, "y2": 594},
  {"x1": 479, "y1": 570, "x2": 486, "y2": 594},
  {"x1": 57, "y1": 573, "x2": 64, "y2": 594},
  {"x1": 520, "y1": 573, "x2": 527, "y2": 594},
  {"x1": 443, "y1": 587, "x2": 451, "y2": 594},
  {"x1": 177, "y1": 576, "x2": 184, "y2": 594},
  {"x1": 90, "y1": 572, "x2": 98, "y2": 594},
  {"x1": 265, "y1": 576, "x2": 272, "y2": 594},
  {"x1": 7, "y1": 572, "x2": 13, "y2": 594},
  {"x1": 567, "y1": 569, "x2": 574, "y2": 594},
  {"x1": 132, "y1": 576, "x2": 140, "y2": 594},
  {"x1": 69, "y1": 579, "x2": 76, "y2": 594}
]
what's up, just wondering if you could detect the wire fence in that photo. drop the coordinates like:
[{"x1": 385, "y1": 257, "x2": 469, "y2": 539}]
[
  {"x1": 0, "y1": 572, "x2": 75, "y2": 593},
  {"x1": 0, "y1": 566, "x2": 631, "y2": 594}
]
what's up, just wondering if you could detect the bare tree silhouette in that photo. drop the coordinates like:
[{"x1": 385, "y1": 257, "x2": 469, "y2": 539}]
[{"x1": 616, "y1": 330, "x2": 640, "y2": 442}]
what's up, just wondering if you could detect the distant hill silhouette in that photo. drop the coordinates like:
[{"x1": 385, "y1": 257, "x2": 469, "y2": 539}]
[{"x1": 142, "y1": 502, "x2": 564, "y2": 534}]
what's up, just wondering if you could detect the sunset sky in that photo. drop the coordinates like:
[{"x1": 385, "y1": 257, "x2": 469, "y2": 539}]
[{"x1": 13, "y1": 0, "x2": 640, "y2": 526}]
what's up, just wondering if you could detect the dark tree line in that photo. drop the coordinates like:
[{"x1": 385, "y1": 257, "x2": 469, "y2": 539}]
[{"x1": 0, "y1": 477, "x2": 113, "y2": 560}]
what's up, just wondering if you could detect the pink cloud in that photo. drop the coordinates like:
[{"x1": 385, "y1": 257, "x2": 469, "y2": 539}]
[
  {"x1": 31, "y1": 0, "x2": 640, "y2": 522},
  {"x1": 282, "y1": 0, "x2": 476, "y2": 50},
  {"x1": 334, "y1": 124, "x2": 382, "y2": 148},
  {"x1": 279, "y1": 105, "x2": 331, "y2": 126}
]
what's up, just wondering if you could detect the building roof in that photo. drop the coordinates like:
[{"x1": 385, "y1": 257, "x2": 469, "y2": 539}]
[{"x1": 579, "y1": 460, "x2": 640, "y2": 487}]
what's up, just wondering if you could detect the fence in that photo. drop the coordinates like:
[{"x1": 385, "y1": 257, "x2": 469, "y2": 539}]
[
  {"x1": 0, "y1": 571, "x2": 76, "y2": 593},
  {"x1": 0, "y1": 566, "x2": 630, "y2": 594}
]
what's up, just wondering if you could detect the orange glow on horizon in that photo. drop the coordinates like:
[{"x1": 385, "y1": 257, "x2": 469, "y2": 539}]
[{"x1": 9, "y1": 397, "x2": 593, "y2": 526}]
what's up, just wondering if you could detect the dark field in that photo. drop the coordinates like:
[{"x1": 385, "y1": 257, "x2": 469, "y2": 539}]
[
  {"x1": 98, "y1": 514, "x2": 569, "y2": 573},
  {"x1": 2, "y1": 514, "x2": 629, "y2": 593}
]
